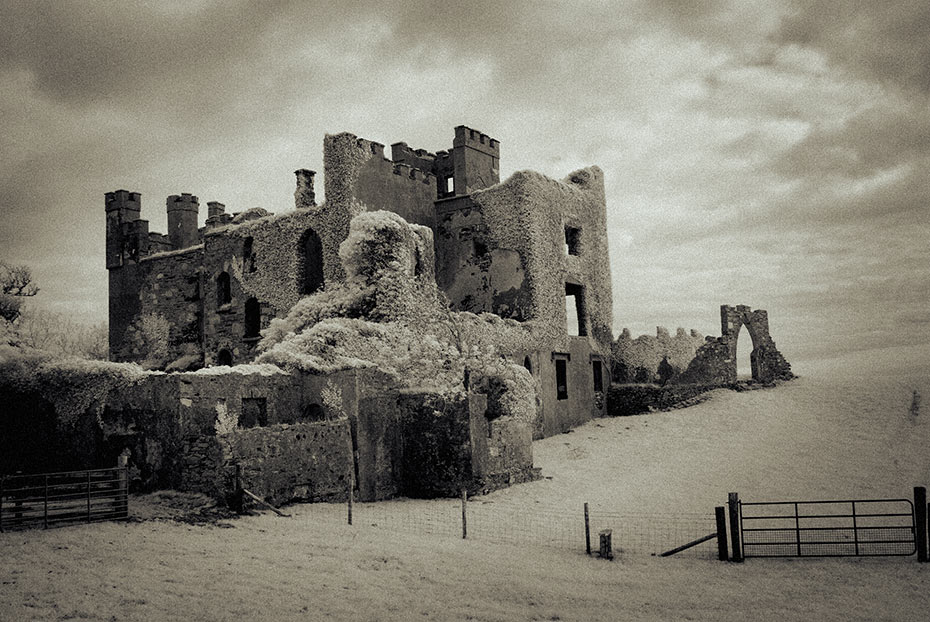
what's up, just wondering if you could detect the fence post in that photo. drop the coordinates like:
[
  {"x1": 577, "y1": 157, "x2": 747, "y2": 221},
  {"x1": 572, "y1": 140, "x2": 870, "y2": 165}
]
[
  {"x1": 461, "y1": 489, "x2": 467, "y2": 539},
  {"x1": 728, "y1": 492, "x2": 743, "y2": 562},
  {"x1": 233, "y1": 464, "x2": 243, "y2": 514},
  {"x1": 117, "y1": 454, "x2": 129, "y2": 519},
  {"x1": 347, "y1": 477, "x2": 354, "y2": 526},
  {"x1": 584, "y1": 502, "x2": 591, "y2": 555},
  {"x1": 914, "y1": 486, "x2": 927, "y2": 562},
  {"x1": 715, "y1": 506, "x2": 728, "y2": 561}
]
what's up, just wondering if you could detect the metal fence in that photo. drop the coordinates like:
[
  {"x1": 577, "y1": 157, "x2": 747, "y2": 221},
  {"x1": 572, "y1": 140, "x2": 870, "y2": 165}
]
[
  {"x1": 739, "y1": 498, "x2": 916, "y2": 558},
  {"x1": 0, "y1": 467, "x2": 129, "y2": 531},
  {"x1": 302, "y1": 497, "x2": 719, "y2": 559}
]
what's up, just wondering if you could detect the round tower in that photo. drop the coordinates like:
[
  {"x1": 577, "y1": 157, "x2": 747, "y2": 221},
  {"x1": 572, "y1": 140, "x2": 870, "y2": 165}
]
[{"x1": 166, "y1": 193, "x2": 200, "y2": 249}]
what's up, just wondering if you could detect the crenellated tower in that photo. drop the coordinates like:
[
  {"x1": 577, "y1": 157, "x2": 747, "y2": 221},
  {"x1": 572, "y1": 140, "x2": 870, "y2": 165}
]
[{"x1": 166, "y1": 193, "x2": 200, "y2": 249}]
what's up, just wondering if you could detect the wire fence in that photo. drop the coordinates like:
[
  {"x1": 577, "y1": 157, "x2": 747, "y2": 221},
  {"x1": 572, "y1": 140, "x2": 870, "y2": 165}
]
[{"x1": 298, "y1": 497, "x2": 720, "y2": 559}]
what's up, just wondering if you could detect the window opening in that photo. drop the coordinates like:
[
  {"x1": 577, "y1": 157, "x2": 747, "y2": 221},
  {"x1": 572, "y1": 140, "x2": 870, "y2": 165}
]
[
  {"x1": 446, "y1": 176, "x2": 454, "y2": 194},
  {"x1": 240, "y1": 397, "x2": 267, "y2": 428},
  {"x1": 244, "y1": 297, "x2": 261, "y2": 338},
  {"x1": 555, "y1": 358, "x2": 568, "y2": 400},
  {"x1": 302, "y1": 403, "x2": 325, "y2": 422},
  {"x1": 299, "y1": 228, "x2": 324, "y2": 295},
  {"x1": 217, "y1": 349, "x2": 232, "y2": 366},
  {"x1": 523, "y1": 356, "x2": 532, "y2": 374},
  {"x1": 565, "y1": 282, "x2": 587, "y2": 336},
  {"x1": 565, "y1": 227, "x2": 581, "y2": 256},
  {"x1": 474, "y1": 239, "x2": 488, "y2": 258},
  {"x1": 217, "y1": 272, "x2": 231, "y2": 306},
  {"x1": 243, "y1": 237, "x2": 256, "y2": 272},
  {"x1": 593, "y1": 360, "x2": 603, "y2": 392}
]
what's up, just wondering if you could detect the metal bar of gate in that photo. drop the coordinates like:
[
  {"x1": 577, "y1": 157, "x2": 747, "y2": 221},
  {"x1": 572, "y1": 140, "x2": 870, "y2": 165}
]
[{"x1": 794, "y1": 502, "x2": 801, "y2": 557}]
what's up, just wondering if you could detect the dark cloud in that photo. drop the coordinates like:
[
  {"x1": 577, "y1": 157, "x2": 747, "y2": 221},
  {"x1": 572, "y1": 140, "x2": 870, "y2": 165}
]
[
  {"x1": 777, "y1": 0, "x2": 930, "y2": 93},
  {"x1": 1, "y1": 0, "x2": 927, "y2": 360}
]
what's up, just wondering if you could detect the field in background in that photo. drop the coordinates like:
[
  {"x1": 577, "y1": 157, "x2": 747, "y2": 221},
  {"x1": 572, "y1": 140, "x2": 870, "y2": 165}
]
[{"x1": 1, "y1": 343, "x2": 929, "y2": 621}]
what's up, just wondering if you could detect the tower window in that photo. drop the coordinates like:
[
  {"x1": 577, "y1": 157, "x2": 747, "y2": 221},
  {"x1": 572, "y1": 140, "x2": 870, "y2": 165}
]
[
  {"x1": 299, "y1": 228, "x2": 324, "y2": 295},
  {"x1": 244, "y1": 297, "x2": 261, "y2": 338},
  {"x1": 243, "y1": 236, "x2": 256, "y2": 272},
  {"x1": 565, "y1": 227, "x2": 581, "y2": 255},
  {"x1": 217, "y1": 272, "x2": 231, "y2": 307},
  {"x1": 446, "y1": 176, "x2": 454, "y2": 194},
  {"x1": 593, "y1": 360, "x2": 603, "y2": 392},
  {"x1": 565, "y1": 282, "x2": 587, "y2": 336}
]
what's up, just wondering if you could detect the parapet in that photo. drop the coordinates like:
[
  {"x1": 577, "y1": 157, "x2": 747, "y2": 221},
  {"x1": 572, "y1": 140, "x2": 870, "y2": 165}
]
[
  {"x1": 105, "y1": 189, "x2": 141, "y2": 215},
  {"x1": 167, "y1": 193, "x2": 199, "y2": 212},
  {"x1": 453, "y1": 125, "x2": 499, "y2": 155},
  {"x1": 392, "y1": 162, "x2": 435, "y2": 184}
]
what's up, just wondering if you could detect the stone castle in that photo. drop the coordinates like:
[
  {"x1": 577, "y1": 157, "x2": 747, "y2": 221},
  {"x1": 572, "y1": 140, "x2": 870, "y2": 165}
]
[{"x1": 0, "y1": 124, "x2": 791, "y2": 507}]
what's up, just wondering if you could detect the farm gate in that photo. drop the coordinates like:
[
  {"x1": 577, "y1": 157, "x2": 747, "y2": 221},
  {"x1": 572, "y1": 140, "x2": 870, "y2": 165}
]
[{"x1": 0, "y1": 465, "x2": 129, "y2": 531}]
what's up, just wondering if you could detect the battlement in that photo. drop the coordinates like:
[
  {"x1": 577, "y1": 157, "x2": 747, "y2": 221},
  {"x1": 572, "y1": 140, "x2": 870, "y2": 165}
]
[
  {"x1": 454, "y1": 125, "x2": 499, "y2": 155},
  {"x1": 392, "y1": 162, "x2": 435, "y2": 184},
  {"x1": 167, "y1": 193, "x2": 199, "y2": 211},
  {"x1": 105, "y1": 190, "x2": 141, "y2": 214}
]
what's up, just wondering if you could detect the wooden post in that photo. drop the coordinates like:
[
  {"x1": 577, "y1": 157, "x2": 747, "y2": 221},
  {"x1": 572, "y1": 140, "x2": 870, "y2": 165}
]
[
  {"x1": 117, "y1": 454, "x2": 129, "y2": 518},
  {"x1": 728, "y1": 492, "x2": 743, "y2": 562},
  {"x1": 584, "y1": 502, "x2": 591, "y2": 555},
  {"x1": 715, "y1": 506, "x2": 729, "y2": 561},
  {"x1": 347, "y1": 479, "x2": 354, "y2": 526},
  {"x1": 461, "y1": 489, "x2": 467, "y2": 539},
  {"x1": 233, "y1": 464, "x2": 243, "y2": 514},
  {"x1": 914, "y1": 486, "x2": 927, "y2": 562},
  {"x1": 86, "y1": 471, "x2": 92, "y2": 522}
]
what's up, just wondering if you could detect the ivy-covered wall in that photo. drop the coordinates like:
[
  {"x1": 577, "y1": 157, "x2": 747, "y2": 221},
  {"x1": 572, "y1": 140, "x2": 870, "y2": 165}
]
[{"x1": 612, "y1": 327, "x2": 705, "y2": 384}]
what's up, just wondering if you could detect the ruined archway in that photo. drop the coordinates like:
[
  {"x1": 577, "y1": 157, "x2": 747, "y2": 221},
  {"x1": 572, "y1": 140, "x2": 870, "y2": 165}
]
[{"x1": 720, "y1": 305, "x2": 792, "y2": 383}]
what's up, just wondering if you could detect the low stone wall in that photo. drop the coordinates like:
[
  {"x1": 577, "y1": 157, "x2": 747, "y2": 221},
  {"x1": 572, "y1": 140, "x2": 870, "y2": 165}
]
[{"x1": 606, "y1": 383, "x2": 720, "y2": 417}]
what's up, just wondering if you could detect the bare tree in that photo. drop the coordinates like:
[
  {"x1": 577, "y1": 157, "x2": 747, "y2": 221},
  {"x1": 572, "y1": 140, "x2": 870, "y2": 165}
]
[{"x1": 1, "y1": 261, "x2": 39, "y2": 324}]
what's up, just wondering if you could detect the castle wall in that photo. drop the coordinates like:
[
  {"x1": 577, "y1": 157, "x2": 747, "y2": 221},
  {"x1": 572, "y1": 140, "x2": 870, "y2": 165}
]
[
  {"x1": 350, "y1": 142, "x2": 437, "y2": 230},
  {"x1": 611, "y1": 327, "x2": 705, "y2": 384}
]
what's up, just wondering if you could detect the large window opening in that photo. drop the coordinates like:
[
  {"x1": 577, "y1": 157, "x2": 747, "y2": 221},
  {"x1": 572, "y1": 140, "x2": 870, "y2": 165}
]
[
  {"x1": 299, "y1": 228, "x2": 324, "y2": 295},
  {"x1": 240, "y1": 397, "x2": 267, "y2": 428},
  {"x1": 216, "y1": 272, "x2": 231, "y2": 307},
  {"x1": 565, "y1": 282, "x2": 587, "y2": 336},
  {"x1": 244, "y1": 297, "x2": 261, "y2": 339},
  {"x1": 565, "y1": 227, "x2": 581, "y2": 255}
]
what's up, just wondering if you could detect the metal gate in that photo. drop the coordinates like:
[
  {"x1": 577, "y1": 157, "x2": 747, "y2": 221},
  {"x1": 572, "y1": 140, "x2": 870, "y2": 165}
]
[
  {"x1": 739, "y1": 498, "x2": 916, "y2": 558},
  {"x1": 0, "y1": 467, "x2": 129, "y2": 531}
]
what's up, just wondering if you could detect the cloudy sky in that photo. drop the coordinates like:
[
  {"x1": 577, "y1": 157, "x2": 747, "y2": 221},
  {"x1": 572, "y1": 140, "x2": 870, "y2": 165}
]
[{"x1": 1, "y1": 0, "x2": 927, "y2": 362}]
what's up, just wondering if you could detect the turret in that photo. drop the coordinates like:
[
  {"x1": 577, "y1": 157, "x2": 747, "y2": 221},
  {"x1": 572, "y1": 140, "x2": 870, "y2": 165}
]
[
  {"x1": 166, "y1": 193, "x2": 200, "y2": 249},
  {"x1": 294, "y1": 169, "x2": 316, "y2": 209},
  {"x1": 450, "y1": 125, "x2": 499, "y2": 196},
  {"x1": 105, "y1": 190, "x2": 142, "y2": 268}
]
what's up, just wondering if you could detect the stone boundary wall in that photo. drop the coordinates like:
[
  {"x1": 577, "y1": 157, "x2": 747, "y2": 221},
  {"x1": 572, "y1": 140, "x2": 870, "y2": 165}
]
[
  {"x1": 612, "y1": 327, "x2": 705, "y2": 384},
  {"x1": 606, "y1": 383, "x2": 721, "y2": 417}
]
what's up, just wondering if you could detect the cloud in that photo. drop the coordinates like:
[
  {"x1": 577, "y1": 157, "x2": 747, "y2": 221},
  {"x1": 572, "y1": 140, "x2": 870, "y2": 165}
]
[{"x1": 0, "y1": 0, "x2": 927, "y2": 361}]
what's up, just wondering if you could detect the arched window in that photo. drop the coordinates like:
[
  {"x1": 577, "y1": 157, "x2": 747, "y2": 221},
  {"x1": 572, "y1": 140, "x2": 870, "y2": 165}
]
[
  {"x1": 299, "y1": 228, "x2": 324, "y2": 295},
  {"x1": 216, "y1": 349, "x2": 232, "y2": 366},
  {"x1": 216, "y1": 272, "x2": 231, "y2": 307},
  {"x1": 244, "y1": 297, "x2": 261, "y2": 338},
  {"x1": 523, "y1": 356, "x2": 532, "y2": 374}
]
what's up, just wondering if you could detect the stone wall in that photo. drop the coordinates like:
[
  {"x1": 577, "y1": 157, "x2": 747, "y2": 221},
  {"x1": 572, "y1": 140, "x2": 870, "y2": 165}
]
[{"x1": 612, "y1": 327, "x2": 705, "y2": 384}]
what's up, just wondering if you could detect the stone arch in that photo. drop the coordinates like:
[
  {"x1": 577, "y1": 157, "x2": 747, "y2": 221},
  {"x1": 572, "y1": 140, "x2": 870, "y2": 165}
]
[
  {"x1": 216, "y1": 349, "x2": 232, "y2": 366},
  {"x1": 720, "y1": 305, "x2": 792, "y2": 383},
  {"x1": 298, "y1": 228, "x2": 324, "y2": 295}
]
